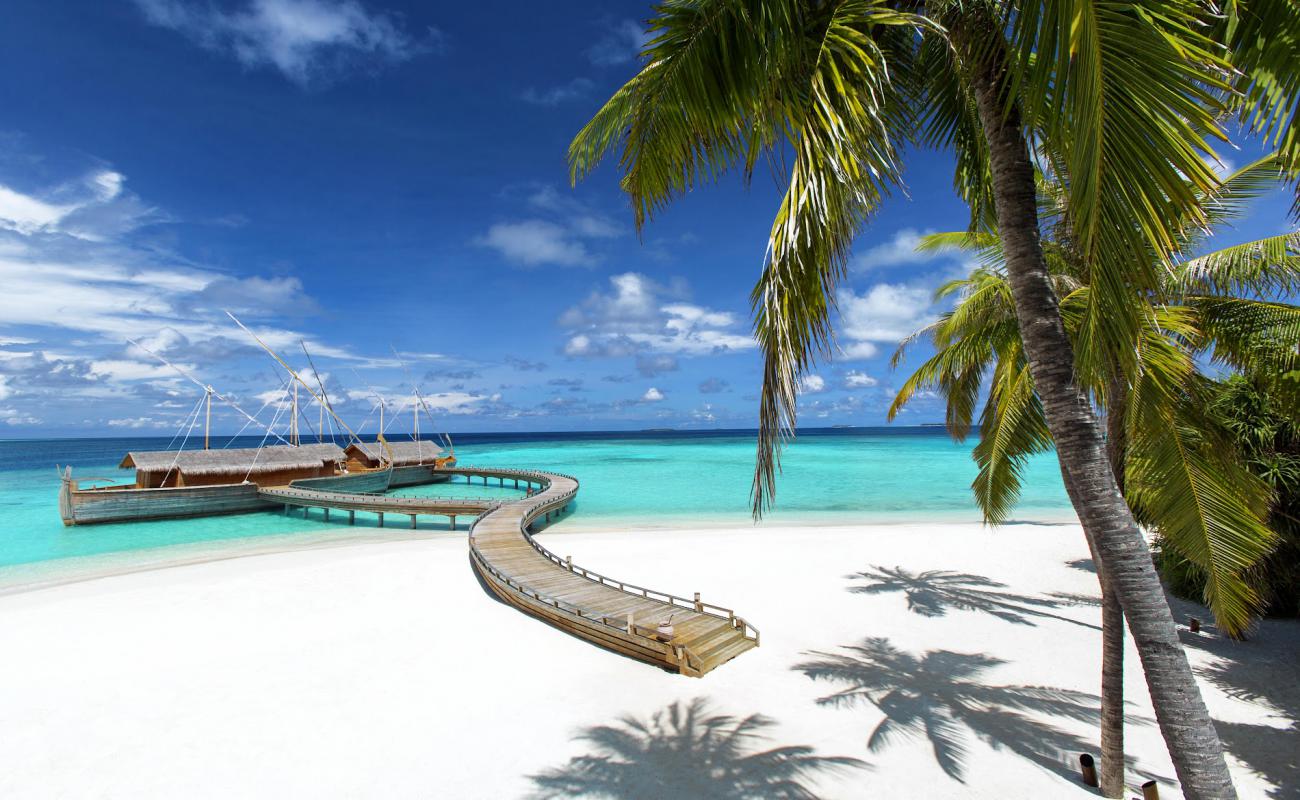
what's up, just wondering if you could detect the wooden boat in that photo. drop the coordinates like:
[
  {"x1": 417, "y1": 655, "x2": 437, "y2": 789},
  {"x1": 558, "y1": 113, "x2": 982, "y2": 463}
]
[
  {"x1": 58, "y1": 313, "x2": 459, "y2": 526},
  {"x1": 57, "y1": 439, "x2": 456, "y2": 525},
  {"x1": 60, "y1": 443, "x2": 355, "y2": 525},
  {"x1": 345, "y1": 440, "x2": 455, "y2": 487}
]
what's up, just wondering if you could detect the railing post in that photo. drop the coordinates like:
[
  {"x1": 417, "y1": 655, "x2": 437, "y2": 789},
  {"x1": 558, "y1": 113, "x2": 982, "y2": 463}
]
[
  {"x1": 694, "y1": 592, "x2": 703, "y2": 612},
  {"x1": 377, "y1": 512, "x2": 384, "y2": 528},
  {"x1": 626, "y1": 613, "x2": 634, "y2": 634},
  {"x1": 565, "y1": 555, "x2": 572, "y2": 571},
  {"x1": 450, "y1": 514, "x2": 456, "y2": 531},
  {"x1": 348, "y1": 510, "x2": 355, "y2": 525}
]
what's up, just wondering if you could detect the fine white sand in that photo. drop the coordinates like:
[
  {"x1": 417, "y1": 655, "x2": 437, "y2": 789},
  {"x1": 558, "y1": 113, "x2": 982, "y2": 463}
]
[{"x1": 0, "y1": 522, "x2": 1294, "y2": 799}]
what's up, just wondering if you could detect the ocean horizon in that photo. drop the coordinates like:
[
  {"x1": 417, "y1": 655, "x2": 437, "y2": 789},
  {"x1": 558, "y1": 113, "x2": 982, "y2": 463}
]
[{"x1": 0, "y1": 427, "x2": 1074, "y2": 572}]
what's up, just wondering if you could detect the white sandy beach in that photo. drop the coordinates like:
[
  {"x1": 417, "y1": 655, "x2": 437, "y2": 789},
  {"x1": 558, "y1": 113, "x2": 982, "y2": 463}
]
[{"x1": 0, "y1": 521, "x2": 1294, "y2": 799}]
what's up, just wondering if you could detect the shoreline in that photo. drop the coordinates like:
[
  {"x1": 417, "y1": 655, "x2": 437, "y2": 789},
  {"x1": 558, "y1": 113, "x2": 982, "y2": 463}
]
[{"x1": 0, "y1": 508, "x2": 1080, "y2": 595}]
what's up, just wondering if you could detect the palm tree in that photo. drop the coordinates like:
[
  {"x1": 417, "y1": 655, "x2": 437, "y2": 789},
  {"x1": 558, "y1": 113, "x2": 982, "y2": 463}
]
[
  {"x1": 527, "y1": 698, "x2": 864, "y2": 799},
  {"x1": 569, "y1": 2, "x2": 1298, "y2": 796},
  {"x1": 889, "y1": 159, "x2": 1300, "y2": 795}
]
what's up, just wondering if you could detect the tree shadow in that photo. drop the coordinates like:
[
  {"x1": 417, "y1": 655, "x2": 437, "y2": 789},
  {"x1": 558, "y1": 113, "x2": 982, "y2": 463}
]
[
  {"x1": 527, "y1": 697, "x2": 866, "y2": 799},
  {"x1": 1066, "y1": 558, "x2": 1096, "y2": 573},
  {"x1": 793, "y1": 637, "x2": 1161, "y2": 786},
  {"x1": 848, "y1": 566, "x2": 1099, "y2": 630},
  {"x1": 1167, "y1": 594, "x2": 1300, "y2": 798},
  {"x1": 1044, "y1": 591, "x2": 1103, "y2": 608}
]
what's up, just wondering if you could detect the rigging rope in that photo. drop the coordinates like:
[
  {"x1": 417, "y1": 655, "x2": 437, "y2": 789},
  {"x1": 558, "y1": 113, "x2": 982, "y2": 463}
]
[{"x1": 160, "y1": 393, "x2": 207, "y2": 487}]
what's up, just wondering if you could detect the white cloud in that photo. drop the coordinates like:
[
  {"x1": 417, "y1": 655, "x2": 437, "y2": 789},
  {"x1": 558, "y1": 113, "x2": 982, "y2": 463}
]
[
  {"x1": 560, "y1": 273, "x2": 755, "y2": 358},
  {"x1": 0, "y1": 186, "x2": 76, "y2": 235},
  {"x1": 88, "y1": 359, "x2": 196, "y2": 382},
  {"x1": 476, "y1": 219, "x2": 595, "y2": 268},
  {"x1": 0, "y1": 376, "x2": 11, "y2": 400},
  {"x1": 133, "y1": 0, "x2": 435, "y2": 86},
  {"x1": 476, "y1": 186, "x2": 625, "y2": 268},
  {"x1": 106, "y1": 416, "x2": 162, "y2": 429},
  {"x1": 836, "y1": 283, "x2": 937, "y2": 360},
  {"x1": 0, "y1": 407, "x2": 42, "y2": 426},
  {"x1": 522, "y1": 78, "x2": 594, "y2": 106},
  {"x1": 642, "y1": 387, "x2": 664, "y2": 402},
  {"x1": 799, "y1": 374, "x2": 826, "y2": 394},
  {"x1": 844, "y1": 370, "x2": 878, "y2": 388},
  {"x1": 588, "y1": 20, "x2": 649, "y2": 66},
  {"x1": 0, "y1": 170, "x2": 156, "y2": 240},
  {"x1": 852, "y1": 228, "x2": 936, "y2": 272}
]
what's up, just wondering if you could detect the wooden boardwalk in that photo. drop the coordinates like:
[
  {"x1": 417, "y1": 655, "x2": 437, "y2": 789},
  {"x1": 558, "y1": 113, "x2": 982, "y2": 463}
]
[{"x1": 261, "y1": 466, "x2": 759, "y2": 676}]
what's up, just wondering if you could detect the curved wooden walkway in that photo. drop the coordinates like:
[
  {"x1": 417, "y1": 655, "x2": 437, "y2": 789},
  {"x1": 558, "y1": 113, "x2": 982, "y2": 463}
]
[{"x1": 261, "y1": 466, "x2": 759, "y2": 676}]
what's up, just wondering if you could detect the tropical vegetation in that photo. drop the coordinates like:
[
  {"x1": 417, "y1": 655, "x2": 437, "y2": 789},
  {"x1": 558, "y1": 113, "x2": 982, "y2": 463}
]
[{"x1": 570, "y1": 1, "x2": 1300, "y2": 798}]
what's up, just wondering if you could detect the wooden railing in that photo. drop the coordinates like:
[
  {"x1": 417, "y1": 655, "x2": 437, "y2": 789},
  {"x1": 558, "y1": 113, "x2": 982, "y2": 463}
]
[{"x1": 454, "y1": 465, "x2": 759, "y2": 659}]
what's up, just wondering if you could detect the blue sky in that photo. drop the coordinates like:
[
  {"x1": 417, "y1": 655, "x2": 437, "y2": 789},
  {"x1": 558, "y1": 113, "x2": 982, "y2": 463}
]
[{"x1": 0, "y1": 0, "x2": 1293, "y2": 438}]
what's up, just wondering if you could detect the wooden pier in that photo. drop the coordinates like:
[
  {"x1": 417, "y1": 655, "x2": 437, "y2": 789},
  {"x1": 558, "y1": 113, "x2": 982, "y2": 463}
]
[{"x1": 259, "y1": 467, "x2": 759, "y2": 676}]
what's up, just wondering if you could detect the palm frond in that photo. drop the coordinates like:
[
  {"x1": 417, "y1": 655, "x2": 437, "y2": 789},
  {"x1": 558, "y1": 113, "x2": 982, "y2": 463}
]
[
  {"x1": 1176, "y1": 231, "x2": 1300, "y2": 297},
  {"x1": 971, "y1": 356, "x2": 1053, "y2": 524},
  {"x1": 1220, "y1": 0, "x2": 1300, "y2": 216},
  {"x1": 750, "y1": 1, "x2": 932, "y2": 515},
  {"x1": 1125, "y1": 388, "x2": 1276, "y2": 637}
]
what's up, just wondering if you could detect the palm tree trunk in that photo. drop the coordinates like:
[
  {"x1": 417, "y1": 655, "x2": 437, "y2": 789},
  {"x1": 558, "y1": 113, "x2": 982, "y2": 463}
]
[
  {"x1": 1100, "y1": 373, "x2": 1129, "y2": 798},
  {"x1": 953, "y1": 21, "x2": 1237, "y2": 800},
  {"x1": 1058, "y1": 461, "x2": 1127, "y2": 798}
]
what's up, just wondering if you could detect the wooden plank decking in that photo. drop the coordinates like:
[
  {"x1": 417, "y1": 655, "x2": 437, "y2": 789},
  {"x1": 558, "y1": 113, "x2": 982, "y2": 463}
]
[{"x1": 260, "y1": 466, "x2": 759, "y2": 676}]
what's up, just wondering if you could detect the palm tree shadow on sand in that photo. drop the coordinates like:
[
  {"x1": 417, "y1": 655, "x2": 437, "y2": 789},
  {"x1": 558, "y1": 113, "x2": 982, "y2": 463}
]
[
  {"x1": 848, "y1": 565, "x2": 1100, "y2": 630},
  {"x1": 1169, "y1": 594, "x2": 1300, "y2": 799},
  {"x1": 526, "y1": 697, "x2": 866, "y2": 799},
  {"x1": 793, "y1": 637, "x2": 1164, "y2": 786}
]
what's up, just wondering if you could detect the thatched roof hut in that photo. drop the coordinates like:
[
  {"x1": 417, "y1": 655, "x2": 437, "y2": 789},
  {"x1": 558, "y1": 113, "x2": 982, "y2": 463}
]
[
  {"x1": 346, "y1": 440, "x2": 446, "y2": 468},
  {"x1": 120, "y1": 443, "x2": 345, "y2": 486}
]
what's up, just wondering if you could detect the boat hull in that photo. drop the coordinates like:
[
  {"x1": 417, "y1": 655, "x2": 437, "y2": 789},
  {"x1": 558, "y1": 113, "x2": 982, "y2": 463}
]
[
  {"x1": 60, "y1": 481, "x2": 272, "y2": 526},
  {"x1": 389, "y1": 465, "x2": 453, "y2": 488},
  {"x1": 288, "y1": 468, "x2": 394, "y2": 493}
]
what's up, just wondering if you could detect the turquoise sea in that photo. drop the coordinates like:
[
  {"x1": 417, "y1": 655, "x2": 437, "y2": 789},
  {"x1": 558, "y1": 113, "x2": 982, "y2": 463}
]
[{"x1": 0, "y1": 428, "x2": 1074, "y2": 572}]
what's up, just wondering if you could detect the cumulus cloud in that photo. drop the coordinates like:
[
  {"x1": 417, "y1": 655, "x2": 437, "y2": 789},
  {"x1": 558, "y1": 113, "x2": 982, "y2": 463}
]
[
  {"x1": 641, "y1": 387, "x2": 664, "y2": 402},
  {"x1": 560, "y1": 272, "x2": 755, "y2": 359},
  {"x1": 476, "y1": 186, "x2": 623, "y2": 268},
  {"x1": 587, "y1": 19, "x2": 649, "y2": 66},
  {"x1": 836, "y1": 283, "x2": 937, "y2": 361},
  {"x1": 133, "y1": 0, "x2": 437, "y2": 86},
  {"x1": 844, "y1": 370, "x2": 878, "y2": 388},
  {"x1": 476, "y1": 220, "x2": 596, "y2": 268},
  {"x1": 852, "y1": 228, "x2": 937, "y2": 272},
  {"x1": 799, "y1": 374, "x2": 826, "y2": 394}
]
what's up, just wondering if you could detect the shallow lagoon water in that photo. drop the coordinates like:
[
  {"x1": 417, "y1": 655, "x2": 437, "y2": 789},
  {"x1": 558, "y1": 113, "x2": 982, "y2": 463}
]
[{"x1": 0, "y1": 429, "x2": 1073, "y2": 571}]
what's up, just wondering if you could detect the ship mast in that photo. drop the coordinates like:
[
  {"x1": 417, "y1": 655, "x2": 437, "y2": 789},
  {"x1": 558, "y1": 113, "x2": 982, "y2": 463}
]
[
  {"x1": 204, "y1": 386, "x2": 213, "y2": 450},
  {"x1": 390, "y1": 344, "x2": 454, "y2": 458},
  {"x1": 300, "y1": 340, "x2": 333, "y2": 445},
  {"x1": 290, "y1": 381, "x2": 299, "y2": 446},
  {"x1": 225, "y1": 312, "x2": 385, "y2": 462},
  {"x1": 128, "y1": 338, "x2": 293, "y2": 446}
]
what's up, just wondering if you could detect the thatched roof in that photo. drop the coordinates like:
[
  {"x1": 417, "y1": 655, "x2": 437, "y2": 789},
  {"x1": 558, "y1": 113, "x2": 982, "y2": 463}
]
[
  {"x1": 346, "y1": 440, "x2": 446, "y2": 467},
  {"x1": 120, "y1": 443, "x2": 345, "y2": 476}
]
